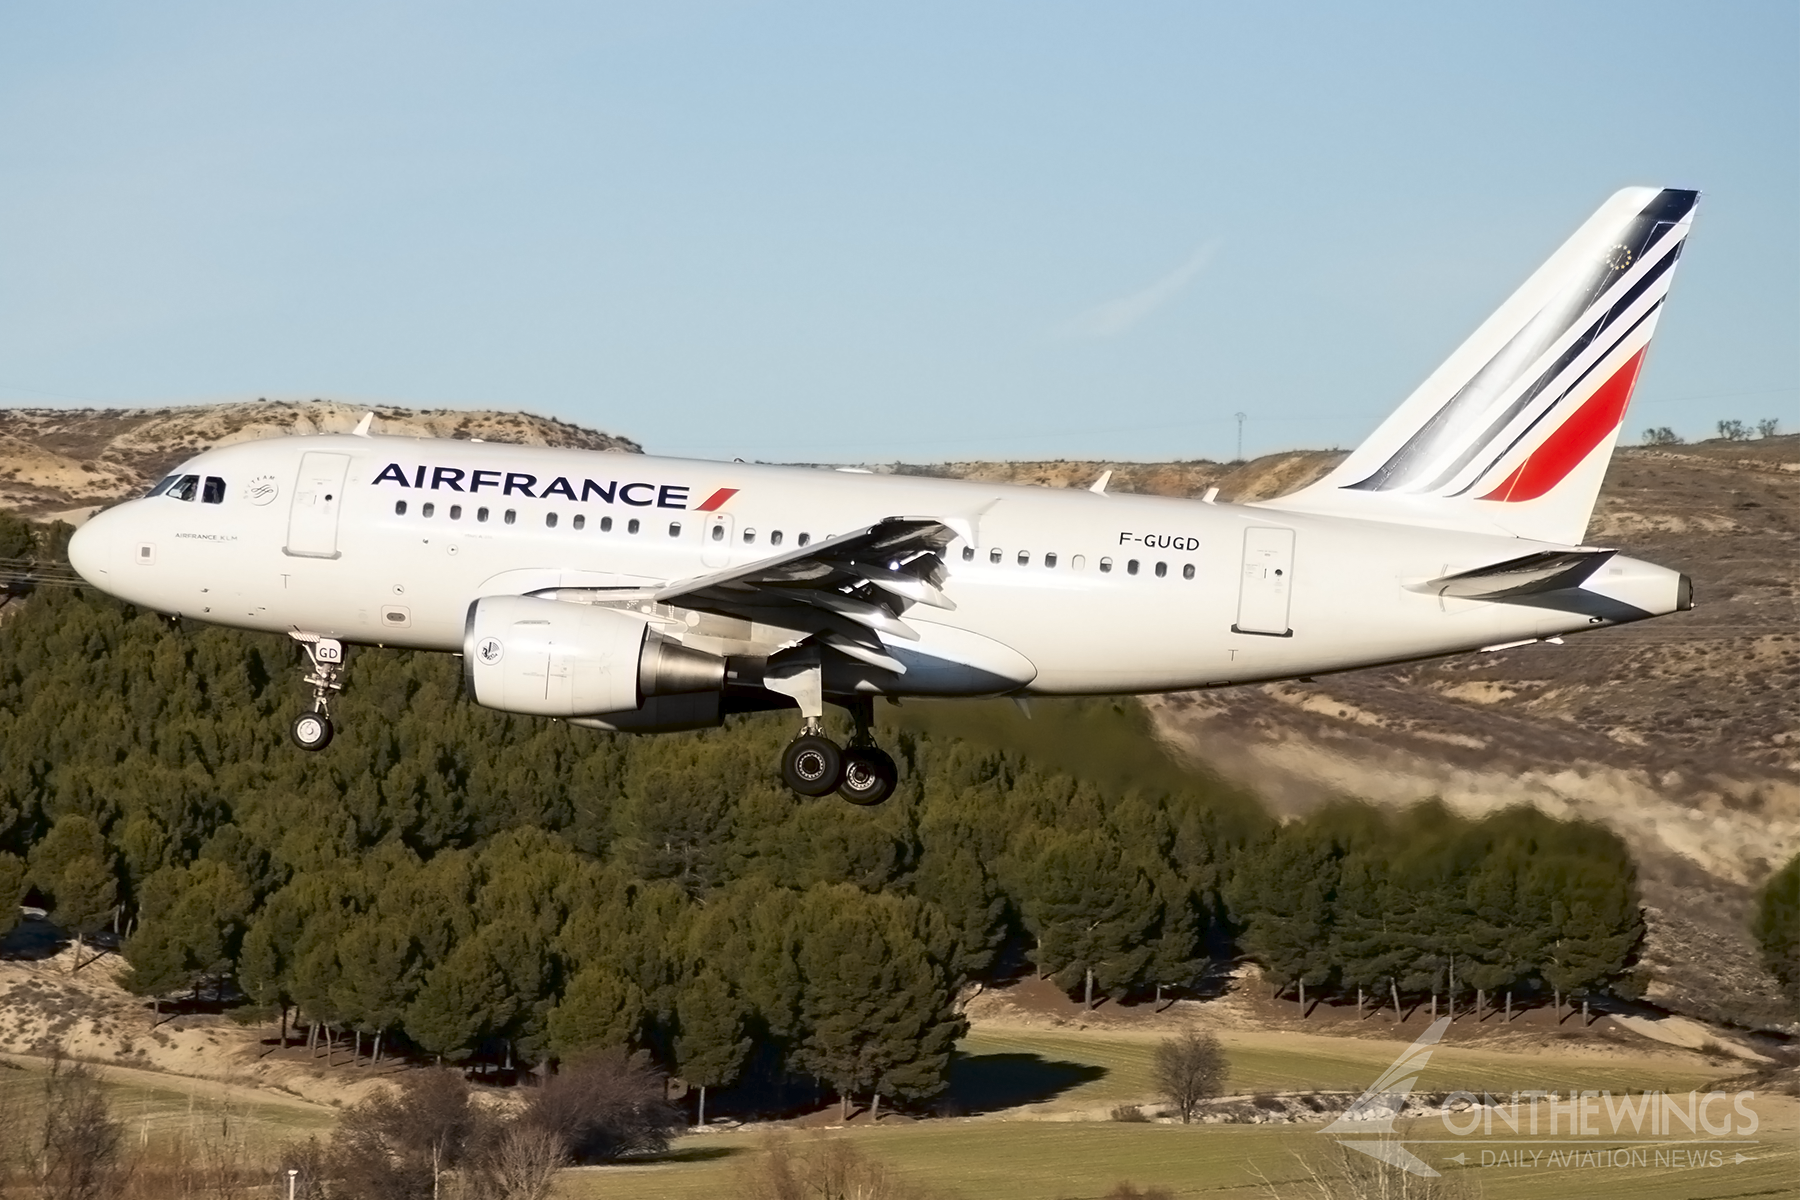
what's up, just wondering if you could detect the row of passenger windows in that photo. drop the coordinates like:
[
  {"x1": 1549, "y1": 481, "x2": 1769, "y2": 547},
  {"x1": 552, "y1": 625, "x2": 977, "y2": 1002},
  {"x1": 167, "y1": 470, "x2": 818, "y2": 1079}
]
[
  {"x1": 393, "y1": 501, "x2": 814, "y2": 545},
  {"x1": 394, "y1": 499, "x2": 1194, "y2": 577},
  {"x1": 147, "y1": 474, "x2": 226, "y2": 504},
  {"x1": 960, "y1": 544, "x2": 1196, "y2": 579}
]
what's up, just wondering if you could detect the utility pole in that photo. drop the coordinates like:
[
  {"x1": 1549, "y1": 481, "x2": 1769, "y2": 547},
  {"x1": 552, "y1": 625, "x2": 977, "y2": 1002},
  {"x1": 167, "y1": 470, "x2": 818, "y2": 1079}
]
[{"x1": 1234, "y1": 412, "x2": 1246, "y2": 462}]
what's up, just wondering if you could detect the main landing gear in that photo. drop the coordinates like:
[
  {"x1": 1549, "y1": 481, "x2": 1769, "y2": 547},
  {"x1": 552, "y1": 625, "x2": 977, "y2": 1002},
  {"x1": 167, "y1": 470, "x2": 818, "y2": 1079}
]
[
  {"x1": 289, "y1": 634, "x2": 345, "y2": 752},
  {"x1": 778, "y1": 696, "x2": 898, "y2": 806}
]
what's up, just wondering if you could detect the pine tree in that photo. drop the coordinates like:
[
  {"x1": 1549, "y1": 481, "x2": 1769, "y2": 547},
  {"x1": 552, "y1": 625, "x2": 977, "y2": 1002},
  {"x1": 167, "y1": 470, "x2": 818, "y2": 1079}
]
[
  {"x1": 547, "y1": 964, "x2": 646, "y2": 1060},
  {"x1": 1011, "y1": 828, "x2": 1157, "y2": 1007},
  {"x1": 0, "y1": 852, "x2": 26, "y2": 937},
  {"x1": 408, "y1": 940, "x2": 508, "y2": 1062},
  {"x1": 1752, "y1": 853, "x2": 1800, "y2": 1014},
  {"x1": 791, "y1": 886, "x2": 964, "y2": 1117},
  {"x1": 674, "y1": 967, "x2": 750, "y2": 1126}
]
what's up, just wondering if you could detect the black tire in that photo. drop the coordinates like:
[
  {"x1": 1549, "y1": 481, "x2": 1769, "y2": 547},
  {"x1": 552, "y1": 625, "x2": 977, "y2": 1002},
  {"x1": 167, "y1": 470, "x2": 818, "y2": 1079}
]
[
  {"x1": 781, "y1": 735, "x2": 843, "y2": 796},
  {"x1": 838, "y1": 745, "x2": 898, "y2": 806},
  {"x1": 291, "y1": 710, "x2": 334, "y2": 752}
]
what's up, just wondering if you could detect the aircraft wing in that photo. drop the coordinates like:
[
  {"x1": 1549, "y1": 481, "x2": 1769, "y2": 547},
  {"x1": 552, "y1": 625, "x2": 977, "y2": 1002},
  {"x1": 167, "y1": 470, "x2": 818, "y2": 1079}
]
[{"x1": 652, "y1": 518, "x2": 958, "y2": 665}]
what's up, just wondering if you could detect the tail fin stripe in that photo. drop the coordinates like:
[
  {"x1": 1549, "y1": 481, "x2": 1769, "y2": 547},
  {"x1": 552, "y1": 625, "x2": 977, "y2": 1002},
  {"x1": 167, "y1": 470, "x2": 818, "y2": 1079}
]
[
  {"x1": 1448, "y1": 297, "x2": 1663, "y2": 497},
  {"x1": 1344, "y1": 196, "x2": 1692, "y2": 495},
  {"x1": 1255, "y1": 187, "x2": 1698, "y2": 546},
  {"x1": 1477, "y1": 347, "x2": 1647, "y2": 503},
  {"x1": 1418, "y1": 254, "x2": 1676, "y2": 495}
]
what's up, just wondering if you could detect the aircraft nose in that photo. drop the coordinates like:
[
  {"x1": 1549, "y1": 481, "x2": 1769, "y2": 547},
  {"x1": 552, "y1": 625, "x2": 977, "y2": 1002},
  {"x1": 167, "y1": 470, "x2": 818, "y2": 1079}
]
[{"x1": 67, "y1": 509, "x2": 115, "y2": 586}]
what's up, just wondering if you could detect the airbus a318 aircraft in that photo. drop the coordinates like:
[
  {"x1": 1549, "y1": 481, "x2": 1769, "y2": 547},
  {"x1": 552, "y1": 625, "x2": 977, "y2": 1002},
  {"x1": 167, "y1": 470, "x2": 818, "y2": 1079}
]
[{"x1": 69, "y1": 187, "x2": 1698, "y2": 806}]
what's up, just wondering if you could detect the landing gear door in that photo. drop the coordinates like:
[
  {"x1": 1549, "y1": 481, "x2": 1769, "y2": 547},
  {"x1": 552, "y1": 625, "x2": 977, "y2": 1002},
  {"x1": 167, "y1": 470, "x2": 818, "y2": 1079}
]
[
  {"x1": 701, "y1": 512, "x2": 734, "y2": 568},
  {"x1": 1234, "y1": 526, "x2": 1295, "y2": 637},
  {"x1": 285, "y1": 452, "x2": 351, "y2": 559}
]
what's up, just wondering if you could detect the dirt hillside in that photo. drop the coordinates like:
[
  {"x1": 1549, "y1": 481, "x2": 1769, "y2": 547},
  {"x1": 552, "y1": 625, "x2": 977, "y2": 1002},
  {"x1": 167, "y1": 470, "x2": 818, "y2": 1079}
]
[{"x1": 0, "y1": 401, "x2": 640, "y2": 519}]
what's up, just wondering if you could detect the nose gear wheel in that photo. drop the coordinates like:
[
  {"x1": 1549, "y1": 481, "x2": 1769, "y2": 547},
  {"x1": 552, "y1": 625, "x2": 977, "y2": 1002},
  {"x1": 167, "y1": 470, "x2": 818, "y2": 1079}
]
[
  {"x1": 288, "y1": 633, "x2": 346, "y2": 753},
  {"x1": 291, "y1": 711, "x2": 334, "y2": 751}
]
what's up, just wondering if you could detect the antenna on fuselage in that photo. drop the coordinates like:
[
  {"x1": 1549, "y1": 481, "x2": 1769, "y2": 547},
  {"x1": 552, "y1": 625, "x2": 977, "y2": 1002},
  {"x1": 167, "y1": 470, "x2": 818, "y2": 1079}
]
[{"x1": 1088, "y1": 471, "x2": 1112, "y2": 495}]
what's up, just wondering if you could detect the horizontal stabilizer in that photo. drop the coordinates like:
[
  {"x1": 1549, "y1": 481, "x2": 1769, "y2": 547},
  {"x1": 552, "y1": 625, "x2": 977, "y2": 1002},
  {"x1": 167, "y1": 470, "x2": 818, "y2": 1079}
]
[{"x1": 1407, "y1": 549, "x2": 1615, "y2": 601}]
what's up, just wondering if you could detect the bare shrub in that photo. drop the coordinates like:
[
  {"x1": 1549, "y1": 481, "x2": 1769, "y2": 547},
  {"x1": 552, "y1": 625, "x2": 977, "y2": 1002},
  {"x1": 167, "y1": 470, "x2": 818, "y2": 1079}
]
[
  {"x1": 1103, "y1": 1185, "x2": 1174, "y2": 1200},
  {"x1": 274, "y1": 1137, "x2": 331, "y2": 1200},
  {"x1": 1151, "y1": 1027, "x2": 1228, "y2": 1124},
  {"x1": 1110, "y1": 1104, "x2": 1149, "y2": 1122},
  {"x1": 329, "y1": 1070, "x2": 491, "y2": 1200},
  {"x1": 31, "y1": 1055, "x2": 128, "y2": 1200},
  {"x1": 1258, "y1": 1138, "x2": 1477, "y2": 1199},
  {"x1": 468, "y1": 1125, "x2": 567, "y2": 1200},
  {"x1": 736, "y1": 1133, "x2": 940, "y2": 1200},
  {"x1": 520, "y1": 1050, "x2": 678, "y2": 1163}
]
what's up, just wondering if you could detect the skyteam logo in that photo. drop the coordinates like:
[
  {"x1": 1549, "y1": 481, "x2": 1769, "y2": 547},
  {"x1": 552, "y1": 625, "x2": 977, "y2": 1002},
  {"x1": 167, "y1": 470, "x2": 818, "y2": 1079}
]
[{"x1": 1321, "y1": 1018, "x2": 1771, "y2": 1179}]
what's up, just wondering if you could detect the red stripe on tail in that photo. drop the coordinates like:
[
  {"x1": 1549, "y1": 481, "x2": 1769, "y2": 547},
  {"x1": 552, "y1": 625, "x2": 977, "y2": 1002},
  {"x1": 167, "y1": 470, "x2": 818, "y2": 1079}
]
[{"x1": 1478, "y1": 348, "x2": 1647, "y2": 504}]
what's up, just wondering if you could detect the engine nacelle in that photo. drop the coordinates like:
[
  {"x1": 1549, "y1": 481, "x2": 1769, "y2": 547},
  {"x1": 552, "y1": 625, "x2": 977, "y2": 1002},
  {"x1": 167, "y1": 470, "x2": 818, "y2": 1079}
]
[{"x1": 463, "y1": 595, "x2": 724, "y2": 719}]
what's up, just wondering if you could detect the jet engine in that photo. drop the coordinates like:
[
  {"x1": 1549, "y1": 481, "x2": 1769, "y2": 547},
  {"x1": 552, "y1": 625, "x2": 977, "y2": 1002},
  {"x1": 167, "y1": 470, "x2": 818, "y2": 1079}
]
[{"x1": 463, "y1": 596, "x2": 724, "y2": 727}]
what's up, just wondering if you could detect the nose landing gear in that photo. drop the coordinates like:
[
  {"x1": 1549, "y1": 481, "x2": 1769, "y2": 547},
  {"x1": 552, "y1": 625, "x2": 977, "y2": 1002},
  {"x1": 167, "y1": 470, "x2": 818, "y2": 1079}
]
[{"x1": 289, "y1": 634, "x2": 345, "y2": 752}]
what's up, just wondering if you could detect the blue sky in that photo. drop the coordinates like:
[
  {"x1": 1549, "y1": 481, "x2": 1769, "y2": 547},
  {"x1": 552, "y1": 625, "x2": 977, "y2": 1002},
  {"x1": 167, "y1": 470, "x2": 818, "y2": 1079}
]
[{"x1": 2, "y1": 3, "x2": 1794, "y2": 462}]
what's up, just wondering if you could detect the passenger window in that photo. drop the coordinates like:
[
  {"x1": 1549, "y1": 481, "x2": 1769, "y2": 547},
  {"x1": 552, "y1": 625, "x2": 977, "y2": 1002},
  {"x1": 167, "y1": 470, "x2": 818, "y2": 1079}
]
[
  {"x1": 744, "y1": 528, "x2": 757, "y2": 543},
  {"x1": 1045, "y1": 552, "x2": 1057, "y2": 568},
  {"x1": 145, "y1": 476, "x2": 177, "y2": 498},
  {"x1": 771, "y1": 531, "x2": 783, "y2": 546},
  {"x1": 422, "y1": 503, "x2": 435, "y2": 518},
  {"x1": 546, "y1": 512, "x2": 558, "y2": 528},
  {"x1": 669, "y1": 522, "x2": 681, "y2": 537},
  {"x1": 628, "y1": 518, "x2": 641, "y2": 534},
  {"x1": 711, "y1": 524, "x2": 724, "y2": 541},
  {"x1": 1073, "y1": 555, "x2": 1086, "y2": 570},
  {"x1": 600, "y1": 516, "x2": 613, "y2": 532},
  {"x1": 1100, "y1": 557, "x2": 1113, "y2": 573},
  {"x1": 202, "y1": 477, "x2": 226, "y2": 504},
  {"x1": 477, "y1": 507, "x2": 490, "y2": 522},
  {"x1": 797, "y1": 532, "x2": 810, "y2": 546},
  {"x1": 572, "y1": 514, "x2": 584, "y2": 530},
  {"x1": 1155, "y1": 561, "x2": 1167, "y2": 578},
  {"x1": 1017, "y1": 550, "x2": 1030, "y2": 566},
  {"x1": 1127, "y1": 559, "x2": 1140, "y2": 575},
  {"x1": 1183, "y1": 563, "x2": 1195, "y2": 580},
  {"x1": 450, "y1": 505, "x2": 462, "y2": 520},
  {"x1": 989, "y1": 548, "x2": 1002, "y2": 564},
  {"x1": 504, "y1": 509, "x2": 516, "y2": 525},
  {"x1": 394, "y1": 500, "x2": 407, "y2": 516},
  {"x1": 961, "y1": 546, "x2": 973, "y2": 562},
  {"x1": 169, "y1": 475, "x2": 199, "y2": 502}
]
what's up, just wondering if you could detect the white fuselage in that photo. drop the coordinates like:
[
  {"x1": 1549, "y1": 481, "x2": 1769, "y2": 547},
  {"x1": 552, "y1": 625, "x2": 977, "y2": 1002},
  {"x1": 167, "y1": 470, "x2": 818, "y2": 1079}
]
[{"x1": 68, "y1": 434, "x2": 1685, "y2": 699}]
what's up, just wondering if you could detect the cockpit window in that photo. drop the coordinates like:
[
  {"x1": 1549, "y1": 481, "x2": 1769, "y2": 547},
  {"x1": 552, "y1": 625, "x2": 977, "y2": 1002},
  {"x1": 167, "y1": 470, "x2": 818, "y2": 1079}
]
[
  {"x1": 145, "y1": 476, "x2": 177, "y2": 498},
  {"x1": 167, "y1": 475, "x2": 200, "y2": 502},
  {"x1": 202, "y1": 477, "x2": 226, "y2": 504}
]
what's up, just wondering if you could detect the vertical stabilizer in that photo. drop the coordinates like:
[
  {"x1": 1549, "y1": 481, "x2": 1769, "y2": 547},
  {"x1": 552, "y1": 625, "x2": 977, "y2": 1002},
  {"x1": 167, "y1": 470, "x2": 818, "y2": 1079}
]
[{"x1": 1259, "y1": 188, "x2": 1698, "y2": 545}]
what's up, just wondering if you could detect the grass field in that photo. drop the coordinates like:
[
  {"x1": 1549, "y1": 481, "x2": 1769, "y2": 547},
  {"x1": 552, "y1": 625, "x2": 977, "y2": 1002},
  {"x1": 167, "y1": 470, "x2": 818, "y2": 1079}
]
[
  {"x1": 556, "y1": 1113, "x2": 1800, "y2": 1200},
  {"x1": 4, "y1": 1028, "x2": 1789, "y2": 1200},
  {"x1": 954, "y1": 1027, "x2": 1739, "y2": 1112},
  {"x1": 0, "y1": 1056, "x2": 336, "y2": 1159},
  {"x1": 555, "y1": 1027, "x2": 1794, "y2": 1199}
]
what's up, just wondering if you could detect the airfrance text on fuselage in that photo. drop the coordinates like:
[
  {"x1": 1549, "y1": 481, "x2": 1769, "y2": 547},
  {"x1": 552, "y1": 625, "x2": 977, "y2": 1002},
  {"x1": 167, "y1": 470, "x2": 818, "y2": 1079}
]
[{"x1": 374, "y1": 464, "x2": 698, "y2": 509}]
